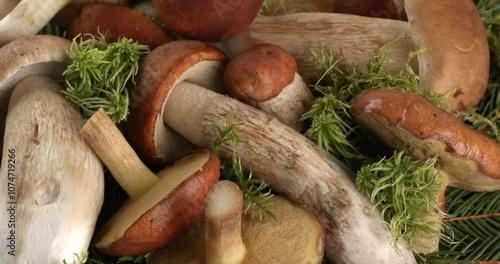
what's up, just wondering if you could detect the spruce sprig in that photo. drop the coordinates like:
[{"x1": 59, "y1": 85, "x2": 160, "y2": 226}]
[
  {"x1": 206, "y1": 109, "x2": 275, "y2": 221},
  {"x1": 63, "y1": 34, "x2": 149, "y2": 124}
]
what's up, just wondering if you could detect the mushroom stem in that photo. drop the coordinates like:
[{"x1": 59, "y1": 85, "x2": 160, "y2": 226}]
[
  {"x1": 163, "y1": 81, "x2": 417, "y2": 263},
  {"x1": 204, "y1": 181, "x2": 246, "y2": 264},
  {"x1": 80, "y1": 108, "x2": 158, "y2": 200}
]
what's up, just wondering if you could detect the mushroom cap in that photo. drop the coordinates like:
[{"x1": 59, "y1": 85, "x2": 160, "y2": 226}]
[
  {"x1": 153, "y1": 0, "x2": 264, "y2": 41},
  {"x1": 67, "y1": 4, "x2": 172, "y2": 49},
  {"x1": 149, "y1": 195, "x2": 325, "y2": 264},
  {"x1": 405, "y1": 0, "x2": 490, "y2": 111},
  {"x1": 351, "y1": 89, "x2": 500, "y2": 191},
  {"x1": 125, "y1": 40, "x2": 228, "y2": 167},
  {"x1": 94, "y1": 149, "x2": 220, "y2": 256},
  {"x1": 333, "y1": 0, "x2": 406, "y2": 20},
  {"x1": 224, "y1": 43, "x2": 297, "y2": 103},
  {"x1": 0, "y1": 34, "x2": 71, "y2": 149}
]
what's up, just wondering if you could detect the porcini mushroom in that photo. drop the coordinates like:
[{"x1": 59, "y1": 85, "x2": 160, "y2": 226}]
[
  {"x1": 350, "y1": 89, "x2": 500, "y2": 252},
  {"x1": 405, "y1": 0, "x2": 490, "y2": 111},
  {"x1": 132, "y1": 40, "x2": 417, "y2": 263},
  {"x1": 67, "y1": 4, "x2": 172, "y2": 49},
  {"x1": 125, "y1": 40, "x2": 228, "y2": 167},
  {"x1": 0, "y1": 35, "x2": 71, "y2": 151},
  {"x1": 149, "y1": 180, "x2": 325, "y2": 264},
  {"x1": 153, "y1": 0, "x2": 264, "y2": 41},
  {"x1": 80, "y1": 108, "x2": 220, "y2": 256},
  {"x1": 0, "y1": 75, "x2": 104, "y2": 263},
  {"x1": 0, "y1": 0, "x2": 127, "y2": 47},
  {"x1": 224, "y1": 43, "x2": 314, "y2": 131}
]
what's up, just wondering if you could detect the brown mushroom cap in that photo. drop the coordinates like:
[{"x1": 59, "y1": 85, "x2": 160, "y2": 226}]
[
  {"x1": 67, "y1": 4, "x2": 172, "y2": 49},
  {"x1": 351, "y1": 89, "x2": 500, "y2": 191},
  {"x1": 0, "y1": 35, "x2": 71, "y2": 149},
  {"x1": 405, "y1": 0, "x2": 489, "y2": 111},
  {"x1": 126, "y1": 40, "x2": 228, "y2": 167},
  {"x1": 153, "y1": 0, "x2": 264, "y2": 41},
  {"x1": 94, "y1": 149, "x2": 221, "y2": 256},
  {"x1": 149, "y1": 194, "x2": 325, "y2": 264}
]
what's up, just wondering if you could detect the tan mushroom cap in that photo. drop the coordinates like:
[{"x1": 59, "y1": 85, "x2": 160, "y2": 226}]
[
  {"x1": 0, "y1": 34, "x2": 71, "y2": 148},
  {"x1": 405, "y1": 0, "x2": 490, "y2": 111},
  {"x1": 351, "y1": 89, "x2": 500, "y2": 191},
  {"x1": 94, "y1": 149, "x2": 221, "y2": 256},
  {"x1": 126, "y1": 40, "x2": 228, "y2": 167}
]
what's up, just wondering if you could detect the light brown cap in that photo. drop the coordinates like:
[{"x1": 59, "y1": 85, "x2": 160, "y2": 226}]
[
  {"x1": 351, "y1": 89, "x2": 500, "y2": 191},
  {"x1": 125, "y1": 40, "x2": 228, "y2": 167},
  {"x1": 405, "y1": 0, "x2": 490, "y2": 111}
]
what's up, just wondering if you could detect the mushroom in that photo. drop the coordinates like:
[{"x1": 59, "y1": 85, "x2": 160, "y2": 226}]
[
  {"x1": 0, "y1": 35, "x2": 71, "y2": 151},
  {"x1": 0, "y1": 0, "x2": 18, "y2": 20},
  {"x1": 0, "y1": 0, "x2": 128, "y2": 47},
  {"x1": 153, "y1": 0, "x2": 264, "y2": 41},
  {"x1": 149, "y1": 180, "x2": 325, "y2": 263},
  {"x1": 125, "y1": 40, "x2": 228, "y2": 167},
  {"x1": 405, "y1": 0, "x2": 490, "y2": 111},
  {"x1": 79, "y1": 108, "x2": 221, "y2": 256},
  {"x1": 131, "y1": 40, "x2": 417, "y2": 263},
  {"x1": 67, "y1": 4, "x2": 172, "y2": 49},
  {"x1": 224, "y1": 43, "x2": 314, "y2": 131},
  {"x1": 350, "y1": 89, "x2": 500, "y2": 252},
  {"x1": 0, "y1": 75, "x2": 104, "y2": 263},
  {"x1": 217, "y1": 12, "x2": 415, "y2": 79},
  {"x1": 332, "y1": 0, "x2": 406, "y2": 20}
]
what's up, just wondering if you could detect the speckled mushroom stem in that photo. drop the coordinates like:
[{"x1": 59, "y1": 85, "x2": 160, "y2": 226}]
[
  {"x1": 80, "y1": 108, "x2": 158, "y2": 200},
  {"x1": 162, "y1": 81, "x2": 417, "y2": 264}
]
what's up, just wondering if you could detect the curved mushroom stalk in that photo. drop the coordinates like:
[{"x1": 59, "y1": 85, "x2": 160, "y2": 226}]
[
  {"x1": 149, "y1": 180, "x2": 325, "y2": 263},
  {"x1": 0, "y1": 75, "x2": 104, "y2": 263},
  {"x1": 80, "y1": 109, "x2": 220, "y2": 256},
  {"x1": 133, "y1": 40, "x2": 416, "y2": 263},
  {"x1": 0, "y1": 0, "x2": 127, "y2": 47},
  {"x1": 216, "y1": 12, "x2": 416, "y2": 79}
]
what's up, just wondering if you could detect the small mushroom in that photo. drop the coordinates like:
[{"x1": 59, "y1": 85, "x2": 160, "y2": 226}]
[
  {"x1": 0, "y1": 35, "x2": 71, "y2": 150},
  {"x1": 405, "y1": 0, "x2": 490, "y2": 111},
  {"x1": 224, "y1": 43, "x2": 314, "y2": 131},
  {"x1": 0, "y1": 75, "x2": 104, "y2": 263},
  {"x1": 125, "y1": 40, "x2": 228, "y2": 167},
  {"x1": 132, "y1": 40, "x2": 417, "y2": 263},
  {"x1": 149, "y1": 180, "x2": 325, "y2": 264},
  {"x1": 67, "y1": 4, "x2": 172, "y2": 49},
  {"x1": 0, "y1": 0, "x2": 127, "y2": 47},
  {"x1": 153, "y1": 0, "x2": 264, "y2": 41},
  {"x1": 80, "y1": 108, "x2": 221, "y2": 256}
]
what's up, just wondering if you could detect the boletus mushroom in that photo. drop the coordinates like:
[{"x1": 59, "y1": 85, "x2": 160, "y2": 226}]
[
  {"x1": 149, "y1": 180, "x2": 325, "y2": 263},
  {"x1": 351, "y1": 89, "x2": 500, "y2": 252},
  {"x1": 224, "y1": 43, "x2": 314, "y2": 131},
  {"x1": 405, "y1": 0, "x2": 490, "y2": 111},
  {"x1": 80, "y1": 108, "x2": 220, "y2": 256},
  {"x1": 132, "y1": 40, "x2": 417, "y2": 263},
  {"x1": 0, "y1": 75, "x2": 104, "y2": 263},
  {"x1": 67, "y1": 4, "x2": 172, "y2": 49},
  {"x1": 0, "y1": 0, "x2": 128, "y2": 47},
  {"x1": 153, "y1": 0, "x2": 264, "y2": 41}
]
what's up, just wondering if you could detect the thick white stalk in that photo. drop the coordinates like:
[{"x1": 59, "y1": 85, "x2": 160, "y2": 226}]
[{"x1": 163, "y1": 81, "x2": 417, "y2": 264}]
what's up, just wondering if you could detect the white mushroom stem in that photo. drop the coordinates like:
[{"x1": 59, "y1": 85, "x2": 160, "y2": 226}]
[
  {"x1": 80, "y1": 108, "x2": 158, "y2": 200},
  {"x1": 162, "y1": 81, "x2": 417, "y2": 264},
  {"x1": 205, "y1": 181, "x2": 246, "y2": 264},
  {"x1": 0, "y1": 0, "x2": 126, "y2": 47},
  {"x1": 217, "y1": 12, "x2": 415, "y2": 78}
]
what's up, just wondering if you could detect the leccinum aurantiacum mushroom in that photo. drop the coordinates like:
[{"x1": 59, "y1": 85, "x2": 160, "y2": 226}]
[
  {"x1": 0, "y1": 75, "x2": 104, "y2": 263},
  {"x1": 131, "y1": 40, "x2": 417, "y2": 264}
]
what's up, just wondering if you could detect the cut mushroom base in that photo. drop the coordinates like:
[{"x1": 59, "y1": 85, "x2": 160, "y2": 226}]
[
  {"x1": 80, "y1": 109, "x2": 221, "y2": 256},
  {"x1": 0, "y1": 75, "x2": 104, "y2": 263},
  {"x1": 134, "y1": 40, "x2": 416, "y2": 263},
  {"x1": 149, "y1": 180, "x2": 325, "y2": 264}
]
